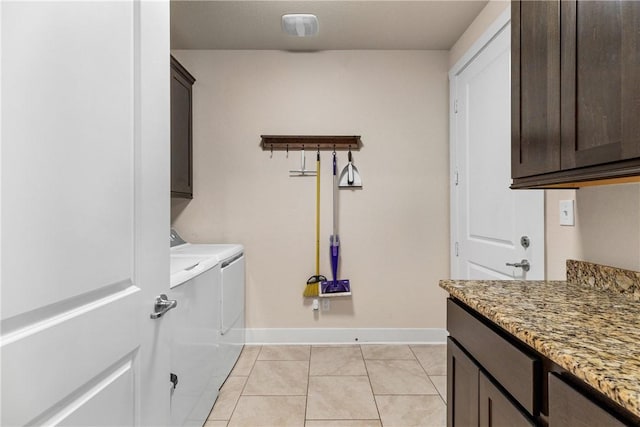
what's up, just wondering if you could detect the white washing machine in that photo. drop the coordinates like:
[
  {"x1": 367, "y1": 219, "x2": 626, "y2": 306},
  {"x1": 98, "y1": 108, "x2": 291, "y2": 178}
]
[
  {"x1": 168, "y1": 253, "x2": 222, "y2": 427},
  {"x1": 170, "y1": 231, "x2": 246, "y2": 405}
]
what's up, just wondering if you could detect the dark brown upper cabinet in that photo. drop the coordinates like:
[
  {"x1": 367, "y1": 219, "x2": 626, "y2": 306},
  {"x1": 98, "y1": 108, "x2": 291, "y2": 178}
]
[
  {"x1": 511, "y1": 0, "x2": 561, "y2": 180},
  {"x1": 170, "y1": 56, "x2": 195, "y2": 199},
  {"x1": 512, "y1": 1, "x2": 640, "y2": 189}
]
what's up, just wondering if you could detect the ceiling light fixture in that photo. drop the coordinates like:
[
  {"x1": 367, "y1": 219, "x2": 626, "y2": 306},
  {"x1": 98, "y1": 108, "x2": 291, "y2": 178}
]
[{"x1": 281, "y1": 14, "x2": 319, "y2": 37}]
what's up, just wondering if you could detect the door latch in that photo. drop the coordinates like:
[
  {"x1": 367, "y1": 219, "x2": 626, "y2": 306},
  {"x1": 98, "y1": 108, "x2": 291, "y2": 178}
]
[{"x1": 150, "y1": 294, "x2": 177, "y2": 319}]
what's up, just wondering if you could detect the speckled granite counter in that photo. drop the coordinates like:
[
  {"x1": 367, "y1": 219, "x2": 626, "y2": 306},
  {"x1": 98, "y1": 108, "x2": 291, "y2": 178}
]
[{"x1": 440, "y1": 260, "x2": 640, "y2": 419}]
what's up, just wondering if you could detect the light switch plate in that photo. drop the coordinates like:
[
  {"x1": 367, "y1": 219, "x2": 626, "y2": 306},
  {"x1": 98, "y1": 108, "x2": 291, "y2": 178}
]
[{"x1": 559, "y1": 200, "x2": 575, "y2": 226}]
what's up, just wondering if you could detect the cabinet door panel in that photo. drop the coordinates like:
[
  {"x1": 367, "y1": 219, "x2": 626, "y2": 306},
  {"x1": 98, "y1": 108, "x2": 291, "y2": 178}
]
[
  {"x1": 479, "y1": 373, "x2": 534, "y2": 427},
  {"x1": 170, "y1": 65, "x2": 193, "y2": 197},
  {"x1": 448, "y1": 338, "x2": 479, "y2": 427},
  {"x1": 561, "y1": 1, "x2": 640, "y2": 169},
  {"x1": 512, "y1": 0, "x2": 561, "y2": 178},
  {"x1": 548, "y1": 373, "x2": 625, "y2": 427}
]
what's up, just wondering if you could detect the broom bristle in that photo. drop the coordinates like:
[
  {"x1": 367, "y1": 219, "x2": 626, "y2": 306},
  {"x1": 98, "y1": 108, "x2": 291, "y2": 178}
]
[
  {"x1": 303, "y1": 281, "x2": 319, "y2": 297},
  {"x1": 303, "y1": 275, "x2": 326, "y2": 297}
]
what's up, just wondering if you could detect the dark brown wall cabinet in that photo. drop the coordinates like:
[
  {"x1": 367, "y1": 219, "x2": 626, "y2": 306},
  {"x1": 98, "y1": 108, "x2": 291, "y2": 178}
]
[
  {"x1": 171, "y1": 56, "x2": 195, "y2": 199},
  {"x1": 512, "y1": 1, "x2": 640, "y2": 188},
  {"x1": 446, "y1": 298, "x2": 640, "y2": 426}
]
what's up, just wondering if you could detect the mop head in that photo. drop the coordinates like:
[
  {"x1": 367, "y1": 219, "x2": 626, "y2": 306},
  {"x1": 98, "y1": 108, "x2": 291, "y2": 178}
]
[
  {"x1": 304, "y1": 275, "x2": 326, "y2": 297},
  {"x1": 320, "y1": 279, "x2": 351, "y2": 294}
]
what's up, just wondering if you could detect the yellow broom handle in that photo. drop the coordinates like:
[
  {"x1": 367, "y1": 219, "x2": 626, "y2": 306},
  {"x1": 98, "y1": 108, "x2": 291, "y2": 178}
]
[{"x1": 315, "y1": 156, "x2": 321, "y2": 276}]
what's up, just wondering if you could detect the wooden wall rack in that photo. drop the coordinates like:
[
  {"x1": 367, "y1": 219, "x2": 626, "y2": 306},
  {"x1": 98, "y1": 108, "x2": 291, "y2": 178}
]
[{"x1": 260, "y1": 135, "x2": 361, "y2": 151}]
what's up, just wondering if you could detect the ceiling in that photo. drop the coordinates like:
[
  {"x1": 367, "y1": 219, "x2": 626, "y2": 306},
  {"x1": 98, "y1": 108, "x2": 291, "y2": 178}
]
[{"x1": 170, "y1": 1, "x2": 489, "y2": 51}]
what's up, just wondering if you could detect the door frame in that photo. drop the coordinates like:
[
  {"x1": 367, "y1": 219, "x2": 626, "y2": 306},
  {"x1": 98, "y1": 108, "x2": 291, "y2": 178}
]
[{"x1": 449, "y1": 6, "x2": 519, "y2": 278}]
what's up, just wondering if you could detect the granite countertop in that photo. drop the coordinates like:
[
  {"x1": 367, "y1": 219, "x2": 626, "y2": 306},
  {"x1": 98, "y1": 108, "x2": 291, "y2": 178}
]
[{"x1": 440, "y1": 260, "x2": 640, "y2": 418}]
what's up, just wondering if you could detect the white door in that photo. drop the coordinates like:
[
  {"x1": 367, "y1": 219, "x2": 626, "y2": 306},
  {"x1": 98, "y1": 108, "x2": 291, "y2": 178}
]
[
  {"x1": 1, "y1": 2, "x2": 171, "y2": 426},
  {"x1": 450, "y1": 17, "x2": 545, "y2": 280}
]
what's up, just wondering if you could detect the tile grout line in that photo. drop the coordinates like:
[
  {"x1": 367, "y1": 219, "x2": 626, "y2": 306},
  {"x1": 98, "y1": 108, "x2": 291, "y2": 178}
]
[
  {"x1": 243, "y1": 345, "x2": 311, "y2": 425},
  {"x1": 408, "y1": 345, "x2": 424, "y2": 372},
  {"x1": 427, "y1": 375, "x2": 447, "y2": 405},
  {"x1": 224, "y1": 370, "x2": 247, "y2": 423},
  {"x1": 305, "y1": 345, "x2": 312, "y2": 424},
  {"x1": 240, "y1": 393, "x2": 308, "y2": 396},
  {"x1": 373, "y1": 393, "x2": 441, "y2": 396},
  {"x1": 308, "y1": 374, "x2": 374, "y2": 377},
  {"x1": 409, "y1": 344, "x2": 436, "y2": 395},
  {"x1": 410, "y1": 345, "x2": 448, "y2": 415},
  {"x1": 360, "y1": 344, "x2": 384, "y2": 425},
  {"x1": 226, "y1": 345, "x2": 261, "y2": 424},
  {"x1": 409, "y1": 344, "x2": 441, "y2": 378},
  {"x1": 410, "y1": 345, "x2": 446, "y2": 402}
]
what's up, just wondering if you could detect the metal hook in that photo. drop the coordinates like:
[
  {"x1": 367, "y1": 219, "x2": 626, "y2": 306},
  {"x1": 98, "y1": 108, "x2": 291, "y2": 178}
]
[
  {"x1": 289, "y1": 145, "x2": 316, "y2": 176},
  {"x1": 270, "y1": 144, "x2": 273, "y2": 159},
  {"x1": 286, "y1": 144, "x2": 289, "y2": 158},
  {"x1": 333, "y1": 145, "x2": 336, "y2": 156}
]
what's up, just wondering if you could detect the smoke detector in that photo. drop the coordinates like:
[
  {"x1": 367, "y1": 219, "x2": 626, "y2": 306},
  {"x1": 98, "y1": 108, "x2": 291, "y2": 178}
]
[{"x1": 281, "y1": 14, "x2": 319, "y2": 37}]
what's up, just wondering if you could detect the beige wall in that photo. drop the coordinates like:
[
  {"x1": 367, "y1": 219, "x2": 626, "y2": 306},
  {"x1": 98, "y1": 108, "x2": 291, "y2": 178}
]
[
  {"x1": 546, "y1": 185, "x2": 640, "y2": 279},
  {"x1": 448, "y1": 0, "x2": 510, "y2": 68},
  {"x1": 545, "y1": 190, "x2": 581, "y2": 279},
  {"x1": 171, "y1": 50, "x2": 450, "y2": 329}
]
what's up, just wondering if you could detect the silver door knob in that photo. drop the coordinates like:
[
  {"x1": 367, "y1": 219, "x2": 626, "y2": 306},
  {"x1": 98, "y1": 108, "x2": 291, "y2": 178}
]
[
  {"x1": 150, "y1": 294, "x2": 177, "y2": 319},
  {"x1": 506, "y1": 259, "x2": 530, "y2": 272}
]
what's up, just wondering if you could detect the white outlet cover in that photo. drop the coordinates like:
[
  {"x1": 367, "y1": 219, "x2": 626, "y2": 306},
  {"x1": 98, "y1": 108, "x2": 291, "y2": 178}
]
[{"x1": 559, "y1": 200, "x2": 575, "y2": 226}]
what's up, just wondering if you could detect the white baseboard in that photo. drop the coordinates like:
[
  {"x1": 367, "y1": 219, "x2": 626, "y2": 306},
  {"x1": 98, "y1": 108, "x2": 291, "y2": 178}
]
[{"x1": 245, "y1": 328, "x2": 448, "y2": 345}]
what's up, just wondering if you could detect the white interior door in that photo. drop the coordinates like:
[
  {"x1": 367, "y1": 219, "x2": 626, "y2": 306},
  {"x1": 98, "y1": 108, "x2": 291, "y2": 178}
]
[
  {"x1": 1, "y1": 1, "x2": 170, "y2": 425},
  {"x1": 450, "y1": 18, "x2": 545, "y2": 280}
]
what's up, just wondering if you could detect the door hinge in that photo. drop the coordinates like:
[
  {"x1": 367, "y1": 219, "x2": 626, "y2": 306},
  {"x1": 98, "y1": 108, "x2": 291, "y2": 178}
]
[
  {"x1": 454, "y1": 171, "x2": 459, "y2": 186},
  {"x1": 455, "y1": 242, "x2": 459, "y2": 257},
  {"x1": 454, "y1": 99, "x2": 458, "y2": 114}
]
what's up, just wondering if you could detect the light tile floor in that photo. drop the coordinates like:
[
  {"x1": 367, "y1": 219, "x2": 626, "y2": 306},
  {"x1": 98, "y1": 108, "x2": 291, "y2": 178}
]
[{"x1": 205, "y1": 344, "x2": 447, "y2": 427}]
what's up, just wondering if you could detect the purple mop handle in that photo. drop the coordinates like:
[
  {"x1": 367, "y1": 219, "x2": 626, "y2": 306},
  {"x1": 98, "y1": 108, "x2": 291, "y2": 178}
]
[{"x1": 330, "y1": 235, "x2": 340, "y2": 283}]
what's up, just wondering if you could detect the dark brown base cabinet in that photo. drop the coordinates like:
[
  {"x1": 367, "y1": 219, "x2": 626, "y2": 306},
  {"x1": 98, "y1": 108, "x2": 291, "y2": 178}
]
[
  {"x1": 448, "y1": 338, "x2": 534, "y2": 427},
  {"x1": 549, "y1": 373, "x2": 626, "y2": 427},
  {"x1": 511, "y1": 1, "x2": 640, "y2": 189},
  {"x1": 447, "y1": 295, "x2": 537, "y2": 427},
  {"x1": 479, "y1": 371, "x2": 534, "y2": 427},
  {"x1": 446, "y1": 298, "x2": 640, "y2": 426},
  {"x1": 448, "y1": 338, "x2": 479, "y2": 427}
]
